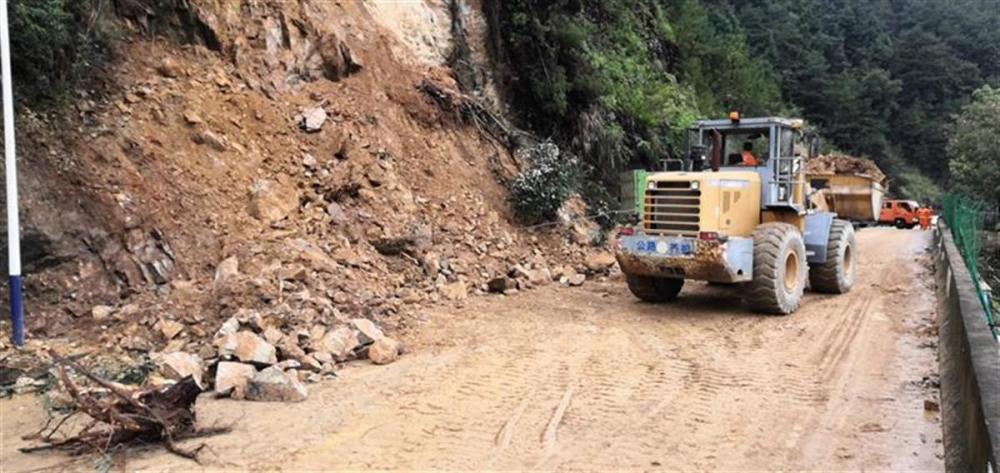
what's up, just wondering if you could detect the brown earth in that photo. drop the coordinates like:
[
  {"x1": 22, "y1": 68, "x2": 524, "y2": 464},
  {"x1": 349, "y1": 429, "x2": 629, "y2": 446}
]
[
  {"x1": 0, "y1": 0, "x2": 601, "y2": 378},
  {"x1": 1, "y1": 228, "x2": 943, "y2": 471}
]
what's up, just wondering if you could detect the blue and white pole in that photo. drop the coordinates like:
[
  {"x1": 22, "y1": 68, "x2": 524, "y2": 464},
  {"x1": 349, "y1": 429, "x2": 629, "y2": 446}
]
[{"x1": 0, "y1": 0, "x2": 23, "y2": 347}]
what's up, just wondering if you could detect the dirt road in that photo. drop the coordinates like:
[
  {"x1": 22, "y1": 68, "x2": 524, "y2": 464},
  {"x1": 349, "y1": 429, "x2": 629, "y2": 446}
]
[{"x1": 2, "y1": 228, "x2": 942, "y2": 471}]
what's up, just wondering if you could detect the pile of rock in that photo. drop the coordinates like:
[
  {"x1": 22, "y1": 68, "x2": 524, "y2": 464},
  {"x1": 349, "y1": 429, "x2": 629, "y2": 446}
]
[
  {"x1": 484, "y1": 253, "x2": 615, "y2": 296},
  {"x1": 148, "y1": 314, "x2": 400, "y2": 402}
]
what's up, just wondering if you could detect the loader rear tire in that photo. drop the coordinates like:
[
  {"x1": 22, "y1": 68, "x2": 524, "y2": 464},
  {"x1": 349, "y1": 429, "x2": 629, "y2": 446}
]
[
  {"x1": 809, "y1": 219, "x2": 856, "y2": 294},
  {"x1": 747, "y1": 223, "x2": 807, "y2": 315},
  {"x1": 626, "y1": 274, "x2": 684, "y2": 303}
]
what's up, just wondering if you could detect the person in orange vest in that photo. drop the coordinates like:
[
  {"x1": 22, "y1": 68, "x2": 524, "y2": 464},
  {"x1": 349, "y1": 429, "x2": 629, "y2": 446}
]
[
  {"x1": 740, "y1": 142, "x2": 759, "y2": 166},
  {"x1": 918, "y1": 207, "x2": 933, "y2": 230}
]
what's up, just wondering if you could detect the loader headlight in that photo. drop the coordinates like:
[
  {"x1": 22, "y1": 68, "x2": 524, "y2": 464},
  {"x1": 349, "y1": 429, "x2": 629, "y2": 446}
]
[
  {"x1": 648, "y1": 181, "x2": 657, "y2": 190},
  {"x1": 690, "y1": 181, "x2": 700, "y2": 190}
]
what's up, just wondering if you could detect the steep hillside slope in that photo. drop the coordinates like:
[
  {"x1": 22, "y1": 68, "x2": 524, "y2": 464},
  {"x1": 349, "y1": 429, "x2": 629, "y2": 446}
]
[{"x1": 0, "y1": 1, "x2": 603, "y2": 374}]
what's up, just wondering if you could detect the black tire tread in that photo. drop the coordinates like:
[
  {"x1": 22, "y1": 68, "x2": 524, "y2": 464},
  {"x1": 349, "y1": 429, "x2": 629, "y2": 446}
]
[
  {"x1": 626, "y1": 274, "x2": 684, "y2": 303},
  {"x1": 747, "y1": 223, "x2": 806, "y2": 314},
  {"x1": 809, "y1": 219, "x2": 856, "y2": 294}
]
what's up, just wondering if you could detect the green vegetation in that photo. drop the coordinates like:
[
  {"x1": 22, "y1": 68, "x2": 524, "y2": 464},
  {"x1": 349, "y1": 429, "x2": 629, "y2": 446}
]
[
  {"x1": 492, "y1": 0, "x2": 1000, "y2": 212},
  {"x1": 9, "y1": 0, "x2": 112, "y2": 103},
  {"x1": 510, "y1": 142, "x2": 578, "y2": 224},
  {"x1": 948, "y1": 86, "x2": 1000, "y2": 207}
]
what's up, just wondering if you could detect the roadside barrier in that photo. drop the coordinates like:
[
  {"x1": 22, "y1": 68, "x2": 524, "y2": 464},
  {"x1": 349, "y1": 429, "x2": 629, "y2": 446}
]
[
  {"x1": 943, "y1": 194, "x2": 996, "y2": 335},
  {"x1": 935, "y1": 221, "x2": 1000, "y2": 471}
]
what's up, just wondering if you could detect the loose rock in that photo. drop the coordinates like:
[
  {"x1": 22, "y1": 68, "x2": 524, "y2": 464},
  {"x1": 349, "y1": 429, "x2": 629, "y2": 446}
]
[
  {"x1": 217, "y1": 331, "x2": 278, "y2": 365},
  {"x1": 215, "y1": 361, "x2": 257, "y2": 398},
  {"x1": 155, "y1": 352, "x2": 204, "y2": 388},
  {"x1": 301, "y1": 107, "x2": 327, "y2": 132},
  {"x1": 350, "y1": 318, "x2": 384, "y2": 344},
  {"x1": 313, "y1": 326, "x2": 359, "y2": 360},
  {"x1": 91, "y1": 305, "x2": 114, "y2": 320},
  {"x1": 246, "y1": 366, "x2": 308, "y2": 402},
  {"x1": 487, "y1": 276, "x2": 515, "y2": 293},
  {"x1": 368, "y1": 337, "x2": 400, "y2": 365}
]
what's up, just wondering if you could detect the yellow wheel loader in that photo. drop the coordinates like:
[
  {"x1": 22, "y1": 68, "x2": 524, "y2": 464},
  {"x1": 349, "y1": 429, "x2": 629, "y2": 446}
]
[{"x1": 615, "y1": 115, "x2": 856, "y2": 314}]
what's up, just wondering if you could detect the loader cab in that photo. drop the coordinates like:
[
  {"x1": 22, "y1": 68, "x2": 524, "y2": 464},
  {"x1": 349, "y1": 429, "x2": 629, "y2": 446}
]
[{"x1": 686, "y1": 116, "x2": 810, "y2": 213}]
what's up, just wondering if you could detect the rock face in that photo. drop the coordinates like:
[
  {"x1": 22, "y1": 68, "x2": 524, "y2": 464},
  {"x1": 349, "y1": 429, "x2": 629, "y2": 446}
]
[
  {"x1": 217, "y1": 331, "x2": 278, "y2": 365},
  {"x1": 215, "y1": 361, "x2": 257, "y2": 397},
  {"x1": 368, "y1": 337, "x2": 400, "y2": 365},
  {"x1": 245, "y1": 366, "x2": 308, "y2": 402}
]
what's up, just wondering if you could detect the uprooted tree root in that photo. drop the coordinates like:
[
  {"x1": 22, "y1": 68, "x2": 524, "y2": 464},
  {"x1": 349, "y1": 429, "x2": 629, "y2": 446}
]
[{"x1": 19, "y1": 351, "x2": 229, "y2": 461}]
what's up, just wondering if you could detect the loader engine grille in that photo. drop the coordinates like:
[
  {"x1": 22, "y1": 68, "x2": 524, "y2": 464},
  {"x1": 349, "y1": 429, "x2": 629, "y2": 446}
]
[{"x1": 644, "y1": 181, "x2": 701, "y2": 237}]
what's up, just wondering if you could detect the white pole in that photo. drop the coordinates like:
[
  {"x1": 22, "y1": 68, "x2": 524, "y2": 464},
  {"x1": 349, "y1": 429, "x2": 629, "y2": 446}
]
[{"x1": 0, "y1": 0, "x2": 23, "y2": 346}]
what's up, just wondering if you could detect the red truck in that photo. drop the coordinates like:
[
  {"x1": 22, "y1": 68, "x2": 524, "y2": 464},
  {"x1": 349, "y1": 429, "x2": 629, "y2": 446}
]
[{"x1": 879, "y1": 199, "x2": 925, "y2": 228}]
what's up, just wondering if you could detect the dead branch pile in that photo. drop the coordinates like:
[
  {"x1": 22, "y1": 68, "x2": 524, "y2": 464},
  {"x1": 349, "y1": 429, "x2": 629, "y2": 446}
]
[
  {"x1": 20, "y1": 351, "x2": 227, "y2": 460},
  {"x1": 807, "y1": 154, "x2": 887, "y2": 185}
]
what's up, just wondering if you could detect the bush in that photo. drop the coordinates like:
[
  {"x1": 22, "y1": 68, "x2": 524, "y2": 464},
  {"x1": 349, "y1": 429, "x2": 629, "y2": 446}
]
[
  {"x1": 510, "y1": 142, "x2": 578, "y2": 224},
  {"x1": 10, "y1": 0, "x2": 112, "y2": 103}
]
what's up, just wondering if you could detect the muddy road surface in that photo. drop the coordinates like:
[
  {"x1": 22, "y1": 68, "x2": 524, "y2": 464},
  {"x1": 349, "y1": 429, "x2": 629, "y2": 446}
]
[{"x1": 2, "y1": 228, "x2": 942, "y2": 471}]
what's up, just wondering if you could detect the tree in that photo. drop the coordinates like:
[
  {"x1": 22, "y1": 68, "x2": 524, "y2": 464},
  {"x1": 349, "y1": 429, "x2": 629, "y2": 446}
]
[{"x1": 948, "y1": 86, "x2": 1000, "y2": 206}]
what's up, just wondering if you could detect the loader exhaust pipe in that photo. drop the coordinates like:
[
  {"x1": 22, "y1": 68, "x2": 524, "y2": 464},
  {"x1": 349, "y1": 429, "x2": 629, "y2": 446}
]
[{"x1": 710, "y1": 129, "x2": 722, "y2": 172}]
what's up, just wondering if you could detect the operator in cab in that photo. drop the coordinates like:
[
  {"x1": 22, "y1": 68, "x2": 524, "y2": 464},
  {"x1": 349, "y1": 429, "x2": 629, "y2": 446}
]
[{"x1": 740, "y1": 141, "x2": 759, "y2": 166}]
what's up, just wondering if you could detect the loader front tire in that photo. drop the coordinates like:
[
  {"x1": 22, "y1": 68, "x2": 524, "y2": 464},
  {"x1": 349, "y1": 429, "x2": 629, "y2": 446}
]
[
  {"x1": 809, "y1": 219, "x2": 856, "y2": 294},
  {"x1": 626, "y1": 274, "x2": 684, "y2": 303},
  {"x1": 748, "y1": 223, "x2": 807, "y2": 315}
]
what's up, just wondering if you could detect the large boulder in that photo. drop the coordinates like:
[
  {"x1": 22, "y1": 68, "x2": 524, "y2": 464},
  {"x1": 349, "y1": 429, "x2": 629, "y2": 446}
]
[
  {"x1": 313, "y1": 326, "x2": 359, "y2": 360},
  {"x1": 155, "y1": 352, "x2": 205, "y2": 388},
  {"x1": 245, "y1": 367, "x2": 308, "y2": 402},
  {"x1": 217, "y1": 331, "x2": 278, "y2": 365},
  {"x1": 368, "y1": 337, "x2": 400, "y2": 365},
  {"x1": 215, "y1": 361, "x2": 257, "y2": 398}
]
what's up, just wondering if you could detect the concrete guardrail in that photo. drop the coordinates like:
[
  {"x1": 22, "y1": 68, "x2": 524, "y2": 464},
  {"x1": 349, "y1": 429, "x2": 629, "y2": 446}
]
[{"x1": 935, "y1": 222, "x2": 1000, "y2": 471}]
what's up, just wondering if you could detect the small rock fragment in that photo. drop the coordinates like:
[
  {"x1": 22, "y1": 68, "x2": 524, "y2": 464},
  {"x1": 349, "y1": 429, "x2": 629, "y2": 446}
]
[
  {"x1": 157, "y1": 319, "x2": 185, "y2": 340},
  {"x1": 301, "y1": 107, "x2": 327, "y2": 132},
  {"x1": 157, "y1": 58, "x2": 184, "y2": 78},
  {"x1": 195, "y1": 130, "x2": 228, "y2": 152},
  {"x1": 438, "y1": 281, "x2": 467, "y2": 301},
  {"x1": 214, "y1": 257, "x2": 239, "y2": 289},
  {"x1": 91, "y1": 305, "x2": 114, "y2": 320}
]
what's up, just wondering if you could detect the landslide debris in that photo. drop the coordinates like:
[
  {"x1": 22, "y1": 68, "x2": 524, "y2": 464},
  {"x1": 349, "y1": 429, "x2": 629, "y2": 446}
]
[
  {"x1": 0, "y1": 0, "x2": 616, "y2": 421},
  {"x1": 807, "y1": 154, "x2": 888, "y2": 185}
]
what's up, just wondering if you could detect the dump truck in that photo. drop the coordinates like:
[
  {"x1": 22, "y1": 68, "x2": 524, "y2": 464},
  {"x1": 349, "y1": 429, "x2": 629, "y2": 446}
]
[
  {"x1": 615, "y1": 115, "x2": 856, "y2": 315},
  {"x1": 807, "y1": 155, "x2": 887, "y2": 226}
]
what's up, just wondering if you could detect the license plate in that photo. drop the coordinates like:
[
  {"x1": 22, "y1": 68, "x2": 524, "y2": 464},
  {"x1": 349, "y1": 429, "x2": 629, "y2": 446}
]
[{"x1": 634, "y1": 238, "x2": 694, "y2": 257}]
